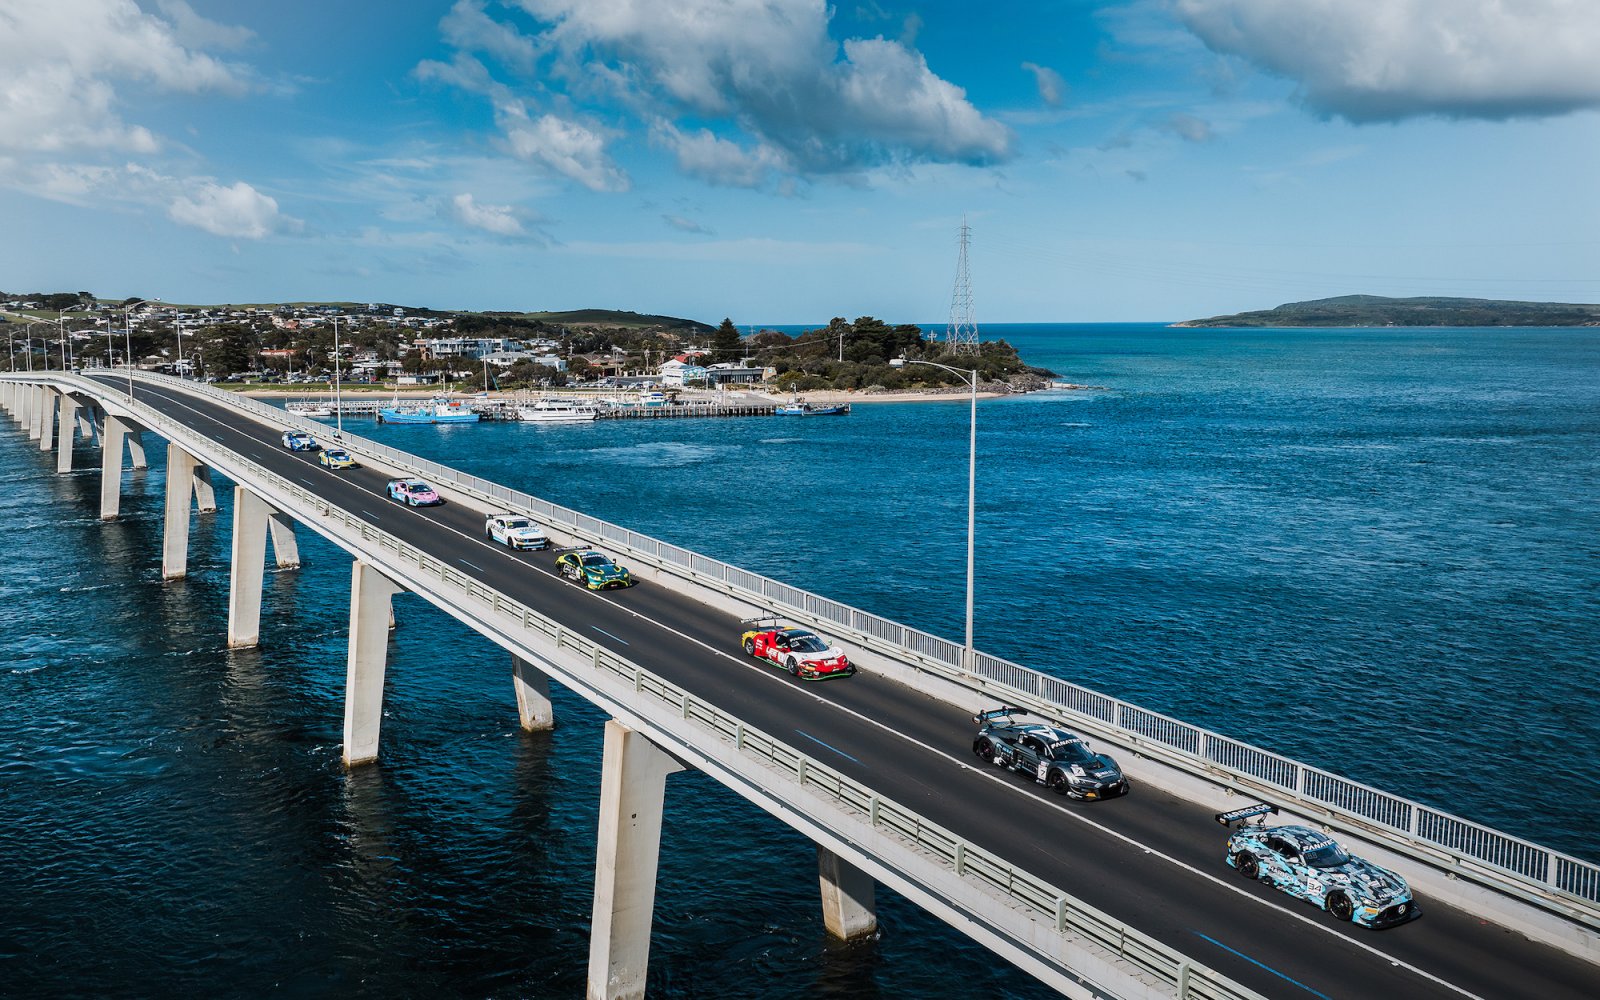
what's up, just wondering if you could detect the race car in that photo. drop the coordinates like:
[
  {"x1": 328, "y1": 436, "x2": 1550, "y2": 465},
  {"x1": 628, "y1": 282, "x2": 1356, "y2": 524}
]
[
  {"x1": 1216, "y1": 803, "x2": 1418, "y2": 928},
  {"x1": 971, "y1": 707, "x2": 1129, "y2": 800},
  {"x1": 738, "y1": 619, "x2": 855, "y2": 679},
  {"x1": 318, "y1": 447, "x2": 358, "y2": 469},
  {"x1": 486, "y1": 513, "x2": 549, "y2": 550},
  {"x1": 281, "y1": 431, "x2": 320, "y2": 451},
  {"x1": 386, "y1": 478, "x2": 443, "y2": 506},
  {"x1": 556, "y1": 550, "x2": 634, "y2": 589}
]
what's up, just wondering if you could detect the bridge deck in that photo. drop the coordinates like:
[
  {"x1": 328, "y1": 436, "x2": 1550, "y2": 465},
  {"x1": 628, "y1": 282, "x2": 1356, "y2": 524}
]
[{"x1": 67, "y1": 375, "x2": 1600, "y2": 998}]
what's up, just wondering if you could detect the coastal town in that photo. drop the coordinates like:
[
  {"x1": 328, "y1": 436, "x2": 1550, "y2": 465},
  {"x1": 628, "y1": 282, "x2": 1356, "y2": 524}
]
[{"x1": 0, "y1": 294, "x2": 1057, "y2": 409}]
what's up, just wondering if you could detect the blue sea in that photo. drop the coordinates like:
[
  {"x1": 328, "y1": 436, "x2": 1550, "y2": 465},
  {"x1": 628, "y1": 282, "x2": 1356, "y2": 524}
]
[{"x1": 3, "y1": 324, "x2": 1597, "y2": 996}]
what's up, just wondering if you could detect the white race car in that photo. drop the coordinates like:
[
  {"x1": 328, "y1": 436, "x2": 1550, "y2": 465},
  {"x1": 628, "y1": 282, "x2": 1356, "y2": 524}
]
[{"x1": 485, "y1": 513, "x2": 550, "y2": 550}]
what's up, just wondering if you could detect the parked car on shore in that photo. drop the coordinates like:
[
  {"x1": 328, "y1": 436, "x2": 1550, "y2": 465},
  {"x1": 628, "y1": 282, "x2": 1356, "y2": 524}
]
[
  {"x1": 1216, "y1": 803, "x2": 1418, "y2": 928},
  {"x1": 971, "y1": 707, "x2": 1129, "y2": 800},
  {"x1": 486, "y1": 513, "x2": 549, "y2": 550}
]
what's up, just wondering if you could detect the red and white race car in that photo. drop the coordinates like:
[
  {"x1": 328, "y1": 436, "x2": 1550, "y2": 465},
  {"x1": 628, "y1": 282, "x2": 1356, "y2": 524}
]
[{"x1": 738, "y1": 618, "x2": 856, "y2": 680}]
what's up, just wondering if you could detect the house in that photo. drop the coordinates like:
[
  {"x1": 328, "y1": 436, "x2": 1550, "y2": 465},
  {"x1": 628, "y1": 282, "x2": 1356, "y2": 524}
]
[
  {"x1": 705, "y1": 363, "x2": 765, "y2": 386},
  {"x1": 659, "y1": 358, "x2": 708, "y2": 386}
]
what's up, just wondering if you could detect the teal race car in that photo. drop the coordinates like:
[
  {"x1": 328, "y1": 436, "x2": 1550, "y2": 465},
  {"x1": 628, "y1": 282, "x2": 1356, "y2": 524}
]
[{"x1": 556, "y1": 550, "x2": 635, "y2": 590}]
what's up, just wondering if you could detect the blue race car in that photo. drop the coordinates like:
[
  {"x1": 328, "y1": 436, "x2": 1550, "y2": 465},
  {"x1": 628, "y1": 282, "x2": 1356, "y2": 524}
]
[
  {"x1": 1216, "y1": 803, "x2": 1418, "y2": 929},
  {"x1": 281, "y1": 430, "x2": 320, "y2": 451}
]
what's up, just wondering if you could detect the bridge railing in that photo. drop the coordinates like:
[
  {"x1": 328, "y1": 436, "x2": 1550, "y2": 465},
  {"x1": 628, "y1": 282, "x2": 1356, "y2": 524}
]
[
  {"x1": 131, "y1": 373, "x2": 1600, "y2": 918},
  {"x1": 48, "y1": 373, "x2": 1260, "y2": 1000}
]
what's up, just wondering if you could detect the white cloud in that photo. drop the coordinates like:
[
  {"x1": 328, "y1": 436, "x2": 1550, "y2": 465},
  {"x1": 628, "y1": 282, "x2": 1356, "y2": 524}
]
[
  {"x1": 0, "y1": 0, "x2": 251, "y2": 154},
  {"x1": 1162, "y1": 112, "x2": 1213, "y2": 142},
  {"x1": 168, "y1": 180, "x2": 290, "y2": 239},
  {"x1": 1022, "y1": 61, "x2": 1067, "y2": 107},
  {"x1": 445, "y1": 192, "x2": 526, "y2": 236},
  {"x1": 1173, "y1": 0, "x2": 1600, "y2": 121},
  {"x1": 497, "y1": 103, "x2": 629, "y2": 191},
  {"x1": 433, "y1": 0, "x2": 1011, "y2": 185},
  {"x1": 662, "y1": 214, "x2": 712, "y2": 234}
]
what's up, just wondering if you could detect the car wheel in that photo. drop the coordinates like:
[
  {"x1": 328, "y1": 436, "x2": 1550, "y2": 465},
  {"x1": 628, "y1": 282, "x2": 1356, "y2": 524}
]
[
  {"x1": 1235, "y1": 853, "x2": 1260, "y2": 879},
  {"x1": 743, "y1": 638, "x2": 755, "y2": 655},
  {"x1": 785, "y1": 657, "x2": 799, "y2": 676},
  {"x1": 1326, "y1": 892, "x2": 1354, "y2": 922},
  {"x1": 1048, "y1": 770, "x2": 1070, "y2": 795},
  {"x1": 974, "y1": 737, "x2": 995, "y2": 762}
]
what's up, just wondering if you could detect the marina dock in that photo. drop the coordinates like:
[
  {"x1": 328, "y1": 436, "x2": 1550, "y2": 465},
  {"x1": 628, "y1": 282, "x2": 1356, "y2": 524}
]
[{"x1": 283, "y1": 395, "x2": 779, "y2": 421}]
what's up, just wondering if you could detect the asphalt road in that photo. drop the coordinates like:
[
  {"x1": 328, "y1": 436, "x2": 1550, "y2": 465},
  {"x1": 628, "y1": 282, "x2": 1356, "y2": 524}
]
[{"x1": 78, "y1": 376, "x2": 1599, "y2": 1000}]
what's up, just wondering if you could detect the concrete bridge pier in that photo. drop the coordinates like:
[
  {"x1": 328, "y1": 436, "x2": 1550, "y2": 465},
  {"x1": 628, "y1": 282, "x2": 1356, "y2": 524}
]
[
  {"x1": 55, "y1": 394, "x2": 80, "y2": 473},
  {"x1": 226, "y1": 487, "x2": 302, "y2": 645},
  {"x1": 29, "y1": 385, "x2": 50, "y2": 442},
  {"x1": 343, "y1": 560, "x2": 405, "y2": 766},
  {"x1": 37, "y1": 387, "x2": 57, "y2": 452},
  {"x1": 268, "y1": 511, "x2": 300, "y2": 569},
  {"x1": 587, "y1": 720, "x2": 687, "y2": 1000},
  {"x1": 512, "y1": 655, "x2": 555, "y2": 731},
  {"x1": 99, "y1": 415, "x2": 139, "y2": 520},
  {"x1": 817, "y1": 846, "x2": 877, "y2": 941},
  {"x1": 126, "y1": 424, "x2": 147, "y2": 469},
  {"x1": 162, "y1": 444, "x2": 219, "y2": 579}
]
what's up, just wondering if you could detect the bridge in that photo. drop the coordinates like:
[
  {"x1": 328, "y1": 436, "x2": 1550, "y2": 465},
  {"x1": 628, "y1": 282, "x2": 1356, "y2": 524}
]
[{"x1": 3, "y1": 370, "x2": 1598, "y2": 1000}]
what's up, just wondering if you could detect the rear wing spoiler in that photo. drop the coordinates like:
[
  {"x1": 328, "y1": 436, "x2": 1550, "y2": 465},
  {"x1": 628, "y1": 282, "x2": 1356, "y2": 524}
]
[
  {"x1": 740, "y1": 616, "x2": 783, "y2": 628},
  {"x1": 1214, "y1": 803, "x2": 1278, "y2": 827},
  {"x1": 972, "y1": 706, "x2": 1028, "y2": 725}
]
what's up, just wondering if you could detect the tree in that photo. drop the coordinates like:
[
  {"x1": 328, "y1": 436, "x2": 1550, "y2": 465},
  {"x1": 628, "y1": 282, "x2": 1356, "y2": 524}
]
[{"x1": 711, "y1": 317, "x2": 742, "y2": 363}]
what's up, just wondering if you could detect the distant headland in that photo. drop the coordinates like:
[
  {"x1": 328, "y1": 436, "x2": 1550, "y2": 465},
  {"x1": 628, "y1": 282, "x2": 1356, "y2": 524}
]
[{"x1": 1174, "y1": 295, "x2": 1600, "y2": 328}]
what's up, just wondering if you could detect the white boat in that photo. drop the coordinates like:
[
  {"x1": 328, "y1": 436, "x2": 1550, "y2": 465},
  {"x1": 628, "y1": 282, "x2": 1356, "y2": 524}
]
[
  {"x1": 516, "y1": 398, "x2": 601, "y2": 423},
  {"x1": 286, "y1": 401, "x2": 334, "y2": 418}
]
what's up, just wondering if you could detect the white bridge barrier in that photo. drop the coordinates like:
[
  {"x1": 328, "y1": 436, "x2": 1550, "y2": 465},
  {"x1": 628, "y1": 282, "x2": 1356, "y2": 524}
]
[
  {"x1": 126, "y1": 373, "x2": 1600, "y2": 931},
  {"x1": 9, "y1": 372, "x2": 1264, "y2": 1000}
]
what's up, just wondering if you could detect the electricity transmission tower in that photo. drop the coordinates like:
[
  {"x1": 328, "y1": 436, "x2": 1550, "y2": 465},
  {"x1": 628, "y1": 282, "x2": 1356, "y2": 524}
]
[{"x1": 946, "y1": 218, "x2": 978, "y2": 355}]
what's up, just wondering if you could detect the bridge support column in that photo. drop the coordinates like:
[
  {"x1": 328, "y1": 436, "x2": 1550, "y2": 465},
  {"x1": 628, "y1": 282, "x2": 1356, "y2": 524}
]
[
  {"x1": 227, "y1": 486, "x2": 271, "y2": 647},
  {"x1": 817, "y1": 846, "x2": 877, "y2": 941},
  {"x1": 162, "y1": 444, "x2": 213, "y2": 580},
  {"x1": 99, "y1": 415, "x2": 133, "y2": 520},
  {"x1": 55, "y1": 394, "x2": 79, "y2": 473},
  {"x1": 37, "y1": 387, "x2": 56, "y2": 451},
  {"x1": 29, "y1": 385, "x2": 46, "y2": 434},
  {"x1": 512, "y1": 655, "x2": 555, "y2": 731},
  {"x1": 268, "y1": 511, "x2": 300, "y2": 569},
  {"x1": 343, "y1": 561, "x2": 404, "y2": 767},
  {"x1": 587, "y1": 720, "x2": 686, "y2": 1000},
  {"x1": 126, "y1": 426, "x2": 147, "y2": 469}
]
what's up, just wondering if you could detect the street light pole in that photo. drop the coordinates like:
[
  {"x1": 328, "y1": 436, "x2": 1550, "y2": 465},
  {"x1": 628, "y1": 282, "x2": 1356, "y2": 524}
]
[
  {"x1": 173, "y1": 307, "x2": 184, "y2": 377},
  {"x1": 890, "y1": 355, "x2": 980, "y2": 672},
  {"x1": 123, "y1": 298, "x2": 159, "y2": 399},
  {"x1": 333, "y1": 314, "x2": 344, "y2": 435}
]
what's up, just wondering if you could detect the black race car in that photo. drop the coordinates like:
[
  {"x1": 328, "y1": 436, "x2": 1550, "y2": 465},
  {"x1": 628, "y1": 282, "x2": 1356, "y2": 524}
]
[{"x1": 971, "y1": 707, "x2": 1129, "y2": 800}]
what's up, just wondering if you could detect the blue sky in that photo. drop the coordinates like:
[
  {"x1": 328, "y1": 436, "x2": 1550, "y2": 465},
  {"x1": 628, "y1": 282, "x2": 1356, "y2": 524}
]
[{"x1": 2, "y1": 0, "x2": 1597, "y2": 322}]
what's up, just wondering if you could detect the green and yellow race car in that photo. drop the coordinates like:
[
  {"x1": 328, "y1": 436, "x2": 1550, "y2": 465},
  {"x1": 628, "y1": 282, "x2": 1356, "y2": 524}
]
[{"x1": 555, "y1": 550, "x2": 635, "y2": 590}]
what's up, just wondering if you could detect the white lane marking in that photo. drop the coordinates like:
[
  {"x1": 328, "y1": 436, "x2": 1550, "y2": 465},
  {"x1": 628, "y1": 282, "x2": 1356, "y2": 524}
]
[
  {"x1": 590, "y1": 626, "x2": 629, "y2": 645},
  {"x1": 299, "y1": 477, "x2": 316, "y2": 486},
  {"x1": 360, "y1": 510, "x2": 381, "y2": 521},
  {"x1": 134, "y1": 383, "x2": 1480, "y2": 999},
  {"x1": 458, "y1": 558, "x2": 484, "y2": 572}
]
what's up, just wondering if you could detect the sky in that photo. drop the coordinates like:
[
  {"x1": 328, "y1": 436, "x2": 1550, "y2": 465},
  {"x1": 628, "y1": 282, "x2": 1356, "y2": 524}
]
[{"x1": 1, "y1": 0, "x2": 1597, "y2": 323}]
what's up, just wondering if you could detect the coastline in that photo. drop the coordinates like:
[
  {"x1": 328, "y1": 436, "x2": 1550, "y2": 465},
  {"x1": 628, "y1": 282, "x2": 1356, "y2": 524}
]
[{"x1": 235, "y1": 386, "x2": 1092, "y2": 404}]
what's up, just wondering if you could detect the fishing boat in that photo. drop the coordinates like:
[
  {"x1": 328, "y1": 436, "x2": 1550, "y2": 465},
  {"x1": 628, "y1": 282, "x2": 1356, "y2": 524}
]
[
  {"x1": 377, "y1": 397, "x2": 480, "y2": 424},
  {"x1": 516, "y1": 398, "x2": 601, "y2": 423},
  {"x1": 639, "y1": 389, "x2": 667, "y2": 407},
  {"x1": 775, "y1": 401, "x2": 850, "y2": 416},
  {"x1": 286, "y1": 400, "x2": 334, "y2": 419}
]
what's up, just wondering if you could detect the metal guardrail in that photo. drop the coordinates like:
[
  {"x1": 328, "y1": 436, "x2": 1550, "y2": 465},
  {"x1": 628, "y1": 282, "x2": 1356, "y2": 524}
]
[
  {"x1": 19, "y1": 373, "x2": 1261, "y2": 1000},
  {"x1": 122, "y1": 373, "x2": 1600, "y2": 917}
]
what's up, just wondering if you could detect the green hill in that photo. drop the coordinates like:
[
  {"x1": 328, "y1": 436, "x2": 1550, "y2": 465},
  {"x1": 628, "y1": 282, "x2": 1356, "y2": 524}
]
[{"x1": 1176, "y1": 295, "x2": 1600, "y2": 328}]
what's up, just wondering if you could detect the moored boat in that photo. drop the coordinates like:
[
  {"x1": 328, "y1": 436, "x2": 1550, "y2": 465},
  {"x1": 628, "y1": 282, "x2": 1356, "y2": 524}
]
[
  {"x1": 377, "y1": 398, "x2": 480, "y2": 424},
  {"x1": 775, "y1": 402, "x2": 850, "y2": 416},
  {"x1": 516, "y1": 398, "x2": 601, "y2": 423}
]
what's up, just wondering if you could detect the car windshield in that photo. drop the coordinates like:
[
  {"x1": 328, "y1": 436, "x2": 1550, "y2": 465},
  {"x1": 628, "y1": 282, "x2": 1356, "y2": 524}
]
[
  {"x1": 504, "y1": 518, "x2": 532, "y2": 529},
  {"x1": 329, "y1": 451, "x2": 348, "y2": 459},
  {"x1": 1050, "y1": 739, "x2": 1096, "y2": 762},
  {"x1": 1303, "y1": 842, "x2": 1352, "y2": 868},
  {"x1": 580, "y1": 554, "x2": 610, "y2": 567},
  {"x1": 785, "y1": 633, "x2": 829, "y2": 653}
]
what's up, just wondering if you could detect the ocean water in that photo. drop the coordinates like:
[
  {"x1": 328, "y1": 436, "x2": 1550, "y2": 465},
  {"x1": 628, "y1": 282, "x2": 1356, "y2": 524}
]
[{"x1": 2, "y1": 324, "x2": 1596, "y2": 996}]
